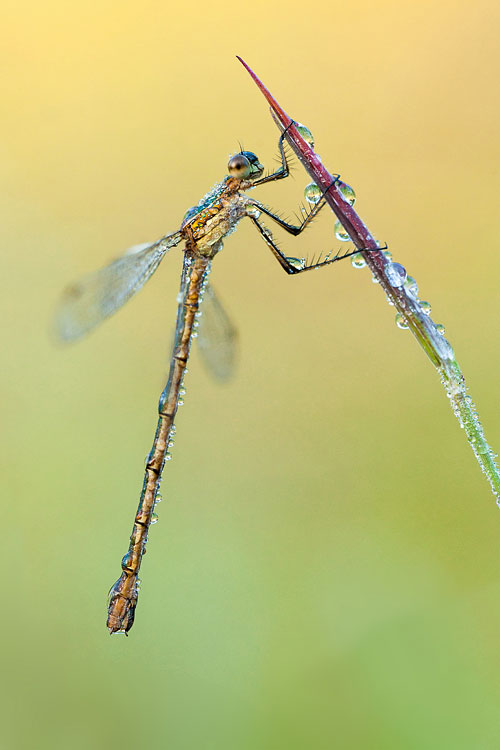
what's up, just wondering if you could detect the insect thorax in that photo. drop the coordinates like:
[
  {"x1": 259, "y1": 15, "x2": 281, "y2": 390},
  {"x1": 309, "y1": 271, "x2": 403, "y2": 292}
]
[
  {"x1": 181, "y1": 179, "x2": 228, "y2": 228},
  {"x1": 181, "y1": 178, "x2": 247, "y2": 254}
]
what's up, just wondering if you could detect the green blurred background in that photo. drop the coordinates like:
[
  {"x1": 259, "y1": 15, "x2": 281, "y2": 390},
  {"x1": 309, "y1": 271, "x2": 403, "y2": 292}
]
[{"x1": 3, "y1": 0, "x2": 500, "y2": 747}]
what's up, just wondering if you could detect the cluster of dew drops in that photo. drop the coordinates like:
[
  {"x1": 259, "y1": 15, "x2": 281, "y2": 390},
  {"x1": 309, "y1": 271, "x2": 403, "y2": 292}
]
[
  {"x1": 294, "y1": 127, "x2": 500, "y2": 483},
  {"x1": 371, "y1": 251, "x2": 445, "y2": 334},
  {"x1": 298, "y1": 139, "x2": 446, "y2": 337}
]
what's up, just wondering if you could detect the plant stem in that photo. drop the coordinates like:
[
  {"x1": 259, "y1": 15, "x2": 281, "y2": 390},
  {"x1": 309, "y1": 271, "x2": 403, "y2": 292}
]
[{"x1": 238, "y1": 56, "x2": 500, "y2": 502}]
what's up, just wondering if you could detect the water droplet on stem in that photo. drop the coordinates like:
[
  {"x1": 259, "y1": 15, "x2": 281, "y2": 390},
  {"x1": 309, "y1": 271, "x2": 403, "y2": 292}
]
[
  {"x1": 337, "y1": 181, "x2": 356, "y2": 205},
  {"x1": 334, "y1": 220, "x2": 350, "y2": 242},
  {"x1": 385, "y1": 262, "x2": 407, "y2": 287},
  {"x1": 295, "y1": 123, "x2": 314, "y2": 148},
  {"x1": 304, "y1": 182, "x2": 322, "y2": 204}
]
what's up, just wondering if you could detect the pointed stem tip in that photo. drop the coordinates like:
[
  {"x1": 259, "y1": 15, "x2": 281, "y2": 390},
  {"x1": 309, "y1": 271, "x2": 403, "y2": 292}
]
[{"x1": 235, "y1": 56, "x2": 290, "y2": 125}]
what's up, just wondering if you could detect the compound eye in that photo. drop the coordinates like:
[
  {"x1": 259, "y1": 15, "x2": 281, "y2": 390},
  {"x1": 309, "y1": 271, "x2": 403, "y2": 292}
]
[{"x1": 228, "y1": 153, "x2": 251, "y2": 179}]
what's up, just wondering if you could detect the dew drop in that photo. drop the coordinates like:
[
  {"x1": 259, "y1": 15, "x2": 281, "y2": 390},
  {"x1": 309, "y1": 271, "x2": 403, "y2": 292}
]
[
  {"x1": 334, "y1": 220, "x2": 350, "y2": 242},
  {"x1": 435, "y1": 336, "x2": 454, "y2": 361},
  {"x1": 286, "y1": 257, "x2": 306, "y2": 271},
  {"x1": 404, "y1": 276, "x2": 419, "y2": 297},
  {"x1": 420, "y1": 300, "x2": 432, "y2": 315},
  {"x1": 383, "y1": 250, "x2": 393, "y2": 261},
  {"x1": 384, "y1": 262, "x2": 407, "y2": 287},
  {"x1": 351, "y1": 253, "x2": 366, "y2": 269},
  {"x1": 304, "y1": 182, "x2": 322, "y2": 204},
  {"x1": 395, "y1": 312, "x2": 409, "y2": 329},
  {"x1": 165, "y1": 452, "x2": 172, "y2": 461},
  {"x1": 179, "y1": 388, "x2": 186, "y2": 396},
  {"x1": 337, "y1": 181, "x2": 356, "y2": 205},
  {"x1": 151, "y1": 513, "x2": 159, "y2": 525},
  {"x1": 155, "y1": 492, "x2": 163, "y2": 504},
  {"x1": 372, "y1": 275, "x2": 380, "y2": 283},
  {"x1": 121, "y1": 552, "x2": 132, "y2": 570},
  {"x1": 436, "y1": 323, "x2": 446, "y2": 335},
  {"x1": 246, "y1": 205, "x2": 261, "y2": 218},
  {"x1": 178, "y1": 398, "x2": 184, "y2": 406},
  {"x1": 295, "y1": 123, "x2": 314, "y2": 148}
]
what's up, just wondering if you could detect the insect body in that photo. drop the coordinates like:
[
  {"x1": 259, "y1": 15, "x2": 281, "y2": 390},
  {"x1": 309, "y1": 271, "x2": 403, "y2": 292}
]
[{"x1": 57, "y1": 130, "x2": 359, "y2": 634}]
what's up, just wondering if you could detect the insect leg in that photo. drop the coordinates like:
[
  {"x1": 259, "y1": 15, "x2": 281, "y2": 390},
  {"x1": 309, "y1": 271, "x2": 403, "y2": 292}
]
[{"x1": 249, "y1": 216, "x2": 367, "y2": 275}]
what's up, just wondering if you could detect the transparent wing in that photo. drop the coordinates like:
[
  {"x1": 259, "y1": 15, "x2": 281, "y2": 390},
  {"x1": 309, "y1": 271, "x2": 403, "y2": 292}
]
[
  {"x1": 55, "y1": 231, "x2": 182, "y2": 342},
  {"x1": 197, "y1": 283, "x2": 238, "y2": 380}
]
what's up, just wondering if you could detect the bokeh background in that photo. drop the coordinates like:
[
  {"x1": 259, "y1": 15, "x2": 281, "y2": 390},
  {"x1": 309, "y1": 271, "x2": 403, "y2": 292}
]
[{"x1": 3, "y1": 0, "x2": 500, "y2": 747}]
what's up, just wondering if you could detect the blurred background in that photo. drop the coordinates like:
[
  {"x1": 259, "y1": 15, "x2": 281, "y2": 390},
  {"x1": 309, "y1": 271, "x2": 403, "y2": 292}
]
[{"x1": 3, "y1": 0, "x2": 500, "y2": 747}]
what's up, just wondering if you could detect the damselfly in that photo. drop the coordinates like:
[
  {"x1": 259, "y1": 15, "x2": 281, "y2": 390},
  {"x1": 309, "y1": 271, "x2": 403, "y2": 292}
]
[{"x1": 57, "y1": 124, "x2": 362, "y2": 634}]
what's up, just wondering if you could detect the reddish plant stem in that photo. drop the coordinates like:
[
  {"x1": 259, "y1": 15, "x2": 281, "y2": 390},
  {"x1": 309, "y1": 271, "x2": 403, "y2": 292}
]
[
  {"x1": 237, "y1": 56, "x2": 500, "y2": 501},
  {"x1": 237, "y1": 55, "x2": 448, "y2": 368}
]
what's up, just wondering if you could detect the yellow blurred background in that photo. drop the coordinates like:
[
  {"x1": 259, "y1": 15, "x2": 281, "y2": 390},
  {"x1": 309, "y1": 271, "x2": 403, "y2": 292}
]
[{"x1": 3, "y1": 0, "x2": 500, "y2": 747}]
